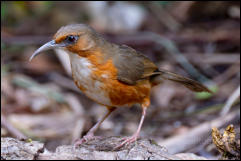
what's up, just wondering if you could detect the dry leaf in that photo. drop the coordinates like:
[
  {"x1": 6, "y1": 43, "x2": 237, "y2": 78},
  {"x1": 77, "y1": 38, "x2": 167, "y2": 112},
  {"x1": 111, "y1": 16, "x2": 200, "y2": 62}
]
[{"x1": 212, "y1": 124, "x2": 240, "y2": 160}]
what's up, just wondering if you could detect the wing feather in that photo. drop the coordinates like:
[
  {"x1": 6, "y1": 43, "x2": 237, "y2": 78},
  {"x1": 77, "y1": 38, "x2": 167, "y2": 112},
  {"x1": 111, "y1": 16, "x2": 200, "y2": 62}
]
[{"x1": 113, "y1": 45, "x2": 157, "y2": 85}]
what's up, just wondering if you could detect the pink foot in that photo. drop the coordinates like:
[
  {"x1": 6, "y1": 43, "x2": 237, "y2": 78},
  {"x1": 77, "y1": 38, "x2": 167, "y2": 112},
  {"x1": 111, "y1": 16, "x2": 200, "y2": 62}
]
[
  {"x1": 114, "y1": 135, "x2": 139, "y2": 150},
  {"x1": 74, "y1": 133, "x2": 102, "y2": 147}
]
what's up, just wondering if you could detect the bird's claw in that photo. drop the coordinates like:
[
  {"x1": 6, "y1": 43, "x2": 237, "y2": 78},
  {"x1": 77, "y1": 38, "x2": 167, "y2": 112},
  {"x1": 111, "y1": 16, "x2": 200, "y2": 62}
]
[
  {"x1": 74, "y1": 134, "x2": 102, "y2": 148},
  {"x1": 114, "y1": 135, "x2": 138, "y2": 150}
]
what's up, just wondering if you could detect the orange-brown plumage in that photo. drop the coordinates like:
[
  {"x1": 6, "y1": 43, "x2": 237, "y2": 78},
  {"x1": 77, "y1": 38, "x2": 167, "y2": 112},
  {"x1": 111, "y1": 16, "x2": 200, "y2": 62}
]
[
  {"x1": 71, "y1": 47, "x2": 152, "y2": 107},
  {"x1": 30, "y1": 24, "x2": 211, "y2": 148}
]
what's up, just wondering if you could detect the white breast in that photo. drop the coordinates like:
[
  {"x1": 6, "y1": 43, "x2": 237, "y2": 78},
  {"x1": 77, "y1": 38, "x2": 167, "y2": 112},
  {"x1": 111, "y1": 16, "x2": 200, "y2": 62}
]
[{"x1": 68, "y1": 52, "x2": 112, "y2": 106}]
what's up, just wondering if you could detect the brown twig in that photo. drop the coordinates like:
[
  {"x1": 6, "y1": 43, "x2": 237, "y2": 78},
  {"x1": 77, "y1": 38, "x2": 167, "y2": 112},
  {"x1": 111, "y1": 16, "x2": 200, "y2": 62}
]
[
  {"x1": 220, "y1": 86, "x2": 240, "y2": 116},
  {"x1": 1, "y1": 32, "x2": 51, "y2": 45},
  {"x1": 64, "y1": 94, "x2": 86, "y2": 143},
  {"x1": 213, "y1": 63, "x2": 240, "y2": 86},
  {"x1": 148, "y1": 2, "x2": 181, "y2": 32},
  {"x1": 161, "y1": 109, "x2": 240, "y2": 154},
  {"x1": 48, "y1": 72, "x2": 82, "y2": 94},
  {"x1": 1, "y1": 114, "x2": 27, "y2": 140}
]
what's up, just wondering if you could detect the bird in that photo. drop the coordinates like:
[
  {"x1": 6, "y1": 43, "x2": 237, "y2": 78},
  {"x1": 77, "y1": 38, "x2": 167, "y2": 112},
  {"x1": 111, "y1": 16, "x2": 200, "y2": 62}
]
[{"x1": 30, "y1": 24, "x2": 211, "y2": 149}]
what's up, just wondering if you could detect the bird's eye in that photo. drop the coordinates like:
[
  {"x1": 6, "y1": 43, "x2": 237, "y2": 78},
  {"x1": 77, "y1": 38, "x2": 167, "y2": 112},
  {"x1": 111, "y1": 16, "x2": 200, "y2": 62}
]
[{"x1": 65, "y1": 35, "x2": 78, "y2": 43}]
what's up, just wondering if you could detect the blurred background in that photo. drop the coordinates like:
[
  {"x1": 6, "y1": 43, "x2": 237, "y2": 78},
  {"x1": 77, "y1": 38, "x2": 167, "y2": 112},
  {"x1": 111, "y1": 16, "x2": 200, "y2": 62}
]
[{"x1": 1, "y1": 1, "x2": 240, "y2": 159}]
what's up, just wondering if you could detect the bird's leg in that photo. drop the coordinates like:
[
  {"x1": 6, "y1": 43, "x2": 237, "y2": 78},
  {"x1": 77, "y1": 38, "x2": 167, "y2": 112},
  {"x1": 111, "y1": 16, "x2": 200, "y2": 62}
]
[
  {"x1": 75, "y1": 107, "x2": 116, "y2": 146},
  {"x1": 115, "y1": 106, "x2": 147, "y2": 150}
]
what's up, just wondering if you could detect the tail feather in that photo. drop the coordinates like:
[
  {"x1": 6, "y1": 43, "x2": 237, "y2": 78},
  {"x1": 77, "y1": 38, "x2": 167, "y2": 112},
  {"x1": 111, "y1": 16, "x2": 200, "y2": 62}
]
[{"x1": 151, "y1": 69, "x2": 212, "y2": 93}]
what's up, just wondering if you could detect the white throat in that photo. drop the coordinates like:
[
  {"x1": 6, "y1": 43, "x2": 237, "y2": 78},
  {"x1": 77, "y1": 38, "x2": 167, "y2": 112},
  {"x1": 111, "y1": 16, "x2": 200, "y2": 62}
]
[{"x1": 67, "y1": 52, "x2": 112, "y2": 106}]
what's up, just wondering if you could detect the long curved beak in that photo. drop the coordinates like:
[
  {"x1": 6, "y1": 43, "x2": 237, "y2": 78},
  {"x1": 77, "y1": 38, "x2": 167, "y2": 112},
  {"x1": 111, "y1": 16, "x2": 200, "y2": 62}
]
[{"x1": 29, "y1": 40, "x2": 64, "y2": 61}]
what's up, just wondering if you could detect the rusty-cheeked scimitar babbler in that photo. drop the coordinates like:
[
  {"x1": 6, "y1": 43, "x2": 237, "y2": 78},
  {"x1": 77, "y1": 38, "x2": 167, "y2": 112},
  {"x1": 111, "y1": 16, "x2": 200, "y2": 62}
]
[{"x1": 30, "y1": 24, "x2": 211, "y2": 149}]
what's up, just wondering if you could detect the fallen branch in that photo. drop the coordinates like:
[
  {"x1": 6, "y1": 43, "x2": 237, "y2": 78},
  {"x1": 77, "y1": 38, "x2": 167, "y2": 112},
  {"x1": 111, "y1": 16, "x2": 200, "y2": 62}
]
[
  {"x1": 220, "y1": 86, "x2": 240, "y2": 116},
  {"x1": 1, "y1": 137, "x2": 207, "y2": 160},
  {"x1": 1, "y1": 115, "x2": 27, "y2": 140},
  {"x1": 161, "y1": 109, "x2": 240, "y2": 154}
]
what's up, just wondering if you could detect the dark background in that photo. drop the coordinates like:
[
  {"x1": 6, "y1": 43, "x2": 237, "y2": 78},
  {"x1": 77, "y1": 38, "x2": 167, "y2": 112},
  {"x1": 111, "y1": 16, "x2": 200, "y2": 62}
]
[{"x1": 1, "y1": 1, "x2": 240, "y2": 159}]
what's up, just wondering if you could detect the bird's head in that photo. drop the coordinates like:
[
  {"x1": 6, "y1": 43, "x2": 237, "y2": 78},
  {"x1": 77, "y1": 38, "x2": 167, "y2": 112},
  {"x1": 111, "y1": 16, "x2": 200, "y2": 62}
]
[{"x1": 30, "y1": 24, "x2": 98, "y2": 61}]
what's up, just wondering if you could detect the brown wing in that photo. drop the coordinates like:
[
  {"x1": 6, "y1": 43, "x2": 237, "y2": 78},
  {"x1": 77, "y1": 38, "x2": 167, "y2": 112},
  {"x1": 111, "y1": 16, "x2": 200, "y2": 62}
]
[
  {"x1": 113, "y1": 45, "x2": 158, "y2": 85},
  {"x1": 112, "y1": 45, "x2": 211, "y2": 93}
]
